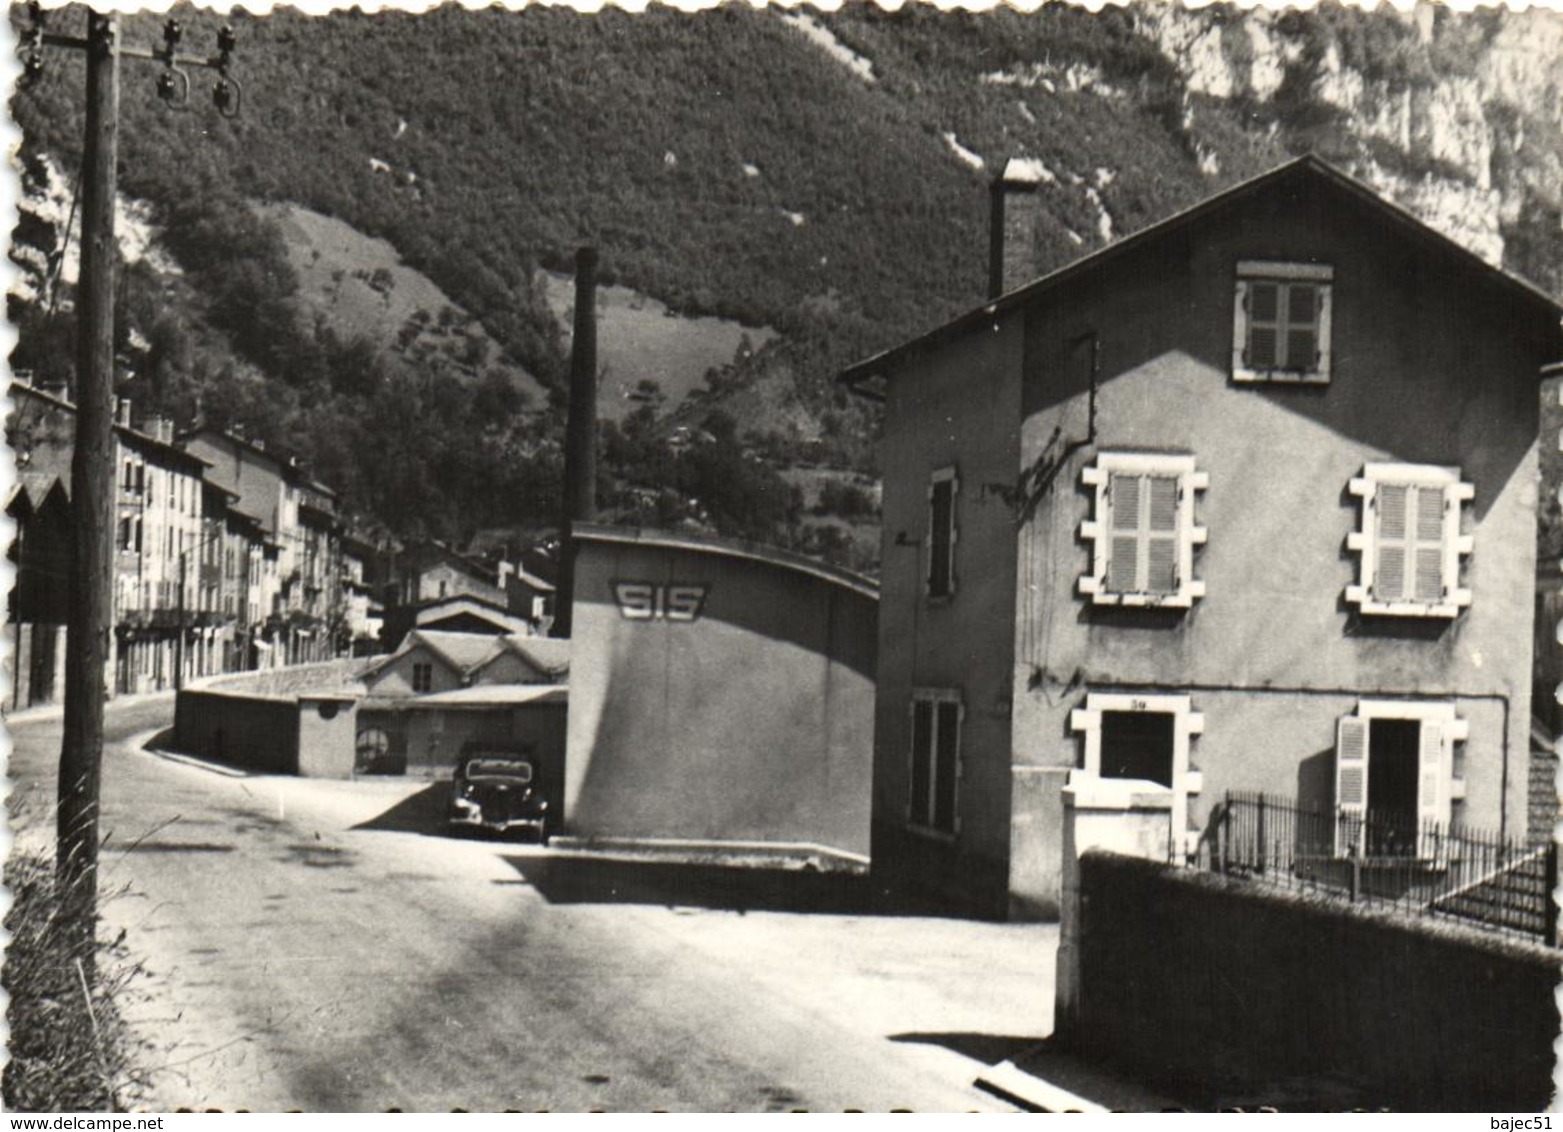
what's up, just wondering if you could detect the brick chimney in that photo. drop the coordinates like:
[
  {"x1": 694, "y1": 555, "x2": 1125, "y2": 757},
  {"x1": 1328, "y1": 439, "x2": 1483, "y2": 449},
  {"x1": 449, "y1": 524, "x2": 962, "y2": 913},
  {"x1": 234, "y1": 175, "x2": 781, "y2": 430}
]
[{"x1": 989, "y1": 157, "x2": 1050, "y2": 299}]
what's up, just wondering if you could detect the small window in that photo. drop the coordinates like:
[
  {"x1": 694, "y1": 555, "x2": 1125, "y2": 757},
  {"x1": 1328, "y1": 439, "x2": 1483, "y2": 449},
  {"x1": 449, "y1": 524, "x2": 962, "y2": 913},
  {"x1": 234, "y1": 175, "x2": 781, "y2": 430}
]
[
  {"x1": 1335, "y1": 702, "x2": 1466, "y2": 858},
  {"x1": 1080, "y1": 453, "x2": 1207, "y2": 607},
  {"x1": 908, "y1": 689, "x2": 962, "y2": 836},
  {"x1": 1346, "y1": 464, "x2": 1473, "y2": 618},
  {"x1": 1232, "y1": 261, "x2": 1333, "y2": 383},
  {"x1": 412, "y1": 661, "x2": 433, "y2": 693},
  {"x1": 927, "y1": 467, "x2": 958, "y2": 600}
]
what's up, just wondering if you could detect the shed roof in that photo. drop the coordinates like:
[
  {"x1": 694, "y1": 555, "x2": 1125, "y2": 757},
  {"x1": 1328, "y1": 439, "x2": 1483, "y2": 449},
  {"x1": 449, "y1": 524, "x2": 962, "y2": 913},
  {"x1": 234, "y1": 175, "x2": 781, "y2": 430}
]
[
  {"x1": 573, "y1": 523, "x2": 879, "y2": 601},
  {"x1": 412, "y1": 685, "x2": 568, "y2": 709}
]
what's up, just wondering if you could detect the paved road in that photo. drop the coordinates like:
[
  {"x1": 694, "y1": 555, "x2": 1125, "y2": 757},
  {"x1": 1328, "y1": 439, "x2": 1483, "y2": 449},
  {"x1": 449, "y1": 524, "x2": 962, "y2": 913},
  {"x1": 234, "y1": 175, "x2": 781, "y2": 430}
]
[{"x1": 7, "y1": 699, "x2": 1054, "y2": 1112}]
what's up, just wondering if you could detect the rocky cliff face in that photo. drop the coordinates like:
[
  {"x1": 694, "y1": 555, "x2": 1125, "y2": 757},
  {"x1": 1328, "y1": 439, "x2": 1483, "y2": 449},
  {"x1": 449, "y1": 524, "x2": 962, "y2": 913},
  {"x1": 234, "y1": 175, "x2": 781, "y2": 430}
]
[{"x1": 1139, "y1": 3, "x2": 1563, "y2": 284}]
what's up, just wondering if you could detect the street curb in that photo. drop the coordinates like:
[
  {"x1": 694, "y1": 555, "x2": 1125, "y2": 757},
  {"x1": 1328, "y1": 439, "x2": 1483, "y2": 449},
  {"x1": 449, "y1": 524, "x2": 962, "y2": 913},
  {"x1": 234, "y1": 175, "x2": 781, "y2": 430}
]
[
  {"x1": 974, "y1": 1061, "x2": 1109, "y2": 1114},
  {"x1": 548, "y1": 835, "x2": 869, "y2": 869},
  {"x1": 137, "y1": 733, "x2": 253, "y2": 778}
]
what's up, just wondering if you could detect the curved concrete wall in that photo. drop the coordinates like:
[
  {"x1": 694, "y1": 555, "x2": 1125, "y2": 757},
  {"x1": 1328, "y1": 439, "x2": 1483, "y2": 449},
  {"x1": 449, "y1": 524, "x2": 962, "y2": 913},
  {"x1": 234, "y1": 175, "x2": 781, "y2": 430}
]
[{"x1": 565, "y1": 527, "x2": 877, "y2": 854}]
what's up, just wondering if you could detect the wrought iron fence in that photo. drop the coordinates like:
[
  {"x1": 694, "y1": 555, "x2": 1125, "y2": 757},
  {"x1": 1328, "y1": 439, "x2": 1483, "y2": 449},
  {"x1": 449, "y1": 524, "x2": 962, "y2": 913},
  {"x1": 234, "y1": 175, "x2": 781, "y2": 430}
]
[{"x1": 1190, "y1": 791, "x2": 1559, "y2": 946}]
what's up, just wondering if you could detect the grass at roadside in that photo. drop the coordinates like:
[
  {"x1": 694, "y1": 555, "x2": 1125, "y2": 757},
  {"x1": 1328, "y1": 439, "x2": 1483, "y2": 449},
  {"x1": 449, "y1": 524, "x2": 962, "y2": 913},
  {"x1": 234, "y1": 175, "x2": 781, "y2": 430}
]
[{"x1": 3, "y1": 850, "x2": 146, "y2": 1112}]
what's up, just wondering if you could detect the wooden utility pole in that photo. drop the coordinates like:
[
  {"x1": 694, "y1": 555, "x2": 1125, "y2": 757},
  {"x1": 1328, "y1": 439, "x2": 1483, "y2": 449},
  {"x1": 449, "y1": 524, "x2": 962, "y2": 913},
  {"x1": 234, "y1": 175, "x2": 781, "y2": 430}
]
[
  {"x1": 28, "y1": 6, "x2": 241, "y2": 977},
  {"x1": 57, "y1": 9, "x2": 119, "y2": 977}
]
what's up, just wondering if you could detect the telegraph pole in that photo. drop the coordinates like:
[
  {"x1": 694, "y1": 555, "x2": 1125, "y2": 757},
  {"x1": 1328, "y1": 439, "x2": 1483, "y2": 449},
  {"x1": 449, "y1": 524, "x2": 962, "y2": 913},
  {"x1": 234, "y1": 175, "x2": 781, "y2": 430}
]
[
  {"x1": 56, "y1": 8, "x2": 118, "y2": 978},
  {"x1": 21, "y1": 6, "x2": 242, "y2": 978}
]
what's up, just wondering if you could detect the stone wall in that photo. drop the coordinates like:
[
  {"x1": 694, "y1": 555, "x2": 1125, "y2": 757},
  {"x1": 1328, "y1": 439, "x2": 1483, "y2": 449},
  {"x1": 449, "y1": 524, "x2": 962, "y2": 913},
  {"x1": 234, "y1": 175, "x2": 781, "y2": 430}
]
[{"x1": 1067, "y1": 850, "x2": 1560, "y2": 1110}]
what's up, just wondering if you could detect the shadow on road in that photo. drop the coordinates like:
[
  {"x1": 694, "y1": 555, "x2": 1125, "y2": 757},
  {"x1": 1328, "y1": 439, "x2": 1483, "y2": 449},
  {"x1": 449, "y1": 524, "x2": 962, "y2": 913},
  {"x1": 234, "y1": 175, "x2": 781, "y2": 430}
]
[
  {"x1": 350, "y1": 781, "x2": 449, "y2": 834},
  {"x1": 889, "y1": 1031, "x2": 1043, "y2": 1067},
  {"x1": 506, "y1": 853, "x2": 875, "y2": 915}
]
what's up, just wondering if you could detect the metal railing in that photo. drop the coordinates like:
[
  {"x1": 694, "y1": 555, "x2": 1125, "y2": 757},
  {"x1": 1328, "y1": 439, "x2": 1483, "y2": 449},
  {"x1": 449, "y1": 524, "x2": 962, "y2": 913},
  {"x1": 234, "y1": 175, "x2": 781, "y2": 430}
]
[{"x1": 1191, "y1": 791, "x2": 1559, "y2": 946}]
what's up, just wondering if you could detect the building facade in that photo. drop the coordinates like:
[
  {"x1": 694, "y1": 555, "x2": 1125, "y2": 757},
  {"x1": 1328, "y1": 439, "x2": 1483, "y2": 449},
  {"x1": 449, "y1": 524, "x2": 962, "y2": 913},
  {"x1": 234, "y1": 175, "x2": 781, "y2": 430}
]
[
  {"x1": 844, "y1": 156, "x2": 1563, "y2": 919},
  {"x1": 564, "y1": 524, "x2": 877, "y2": 855},
  {"x1": 8, "y1": 386, "x2": 357, "y2": 704}
]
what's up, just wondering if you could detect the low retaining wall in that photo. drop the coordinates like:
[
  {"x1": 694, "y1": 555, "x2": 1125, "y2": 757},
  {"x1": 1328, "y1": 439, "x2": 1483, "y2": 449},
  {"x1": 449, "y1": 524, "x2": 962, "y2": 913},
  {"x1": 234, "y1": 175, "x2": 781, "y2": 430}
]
[
  {"x1": 200, "y1": 658, "x2": 369, "y2": 697},
  {"x1": 1071, "y1": 851, "x2": 1561, "y2": 1111},
  {"x1": 174, "y1": 689, "x2": 300, "y2": 774}
]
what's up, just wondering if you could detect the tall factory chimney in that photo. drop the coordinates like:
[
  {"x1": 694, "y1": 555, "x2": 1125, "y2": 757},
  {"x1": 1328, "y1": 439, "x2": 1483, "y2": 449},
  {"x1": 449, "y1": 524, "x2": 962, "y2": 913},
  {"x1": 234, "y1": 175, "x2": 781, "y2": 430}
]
[{"x1": 552, "y1": 245, "x2": 599, "y2": 639}]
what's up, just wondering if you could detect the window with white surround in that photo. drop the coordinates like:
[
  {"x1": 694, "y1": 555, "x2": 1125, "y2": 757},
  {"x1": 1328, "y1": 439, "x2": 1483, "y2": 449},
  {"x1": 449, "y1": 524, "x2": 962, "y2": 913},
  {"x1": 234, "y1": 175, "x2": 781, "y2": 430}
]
[
  {"x1": 1346, "y1": 464, "x2": 1473, "y2": 617},
  {"x1": 1232, "y1": 261, "x2": 1333, "y2": 383},
  {"x1": 1069, "y1": 692, "x2": 1205, "y2": 856},
  {"x1": 927, "y1": 467, "x2": 958, "y2": 600},
  {"x1": 1335, "y1": 700, "x2": 1465, "y2": 858},
  {"x1": 907, "y1": 688, "x2": 962, "y2": 837},
  {"x1": 1080, "y1": 453, "x2": 1207, "y2": 607}
]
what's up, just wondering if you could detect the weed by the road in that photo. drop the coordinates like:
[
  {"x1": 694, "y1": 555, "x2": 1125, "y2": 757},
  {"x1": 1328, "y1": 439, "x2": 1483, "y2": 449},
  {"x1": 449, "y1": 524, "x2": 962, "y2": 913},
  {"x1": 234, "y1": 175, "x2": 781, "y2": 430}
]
[{"x1": 2, "y1": 850, "x2": 148, "y2": 1112}]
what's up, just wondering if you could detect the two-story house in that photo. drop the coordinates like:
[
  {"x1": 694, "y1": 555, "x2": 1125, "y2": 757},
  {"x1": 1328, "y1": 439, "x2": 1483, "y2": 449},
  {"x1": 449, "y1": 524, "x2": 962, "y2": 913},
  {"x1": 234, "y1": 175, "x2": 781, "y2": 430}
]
[{"x1": 842, "y1": 155, "x2": 1563, "y2": 920}]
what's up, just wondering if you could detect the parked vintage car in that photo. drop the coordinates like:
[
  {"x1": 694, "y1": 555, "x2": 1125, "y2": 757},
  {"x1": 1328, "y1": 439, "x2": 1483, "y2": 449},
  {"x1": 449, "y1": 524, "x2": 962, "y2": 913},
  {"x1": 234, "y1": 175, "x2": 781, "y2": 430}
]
[{"x1": 446, "y1": 747, "x2": 550, "y2": 843}]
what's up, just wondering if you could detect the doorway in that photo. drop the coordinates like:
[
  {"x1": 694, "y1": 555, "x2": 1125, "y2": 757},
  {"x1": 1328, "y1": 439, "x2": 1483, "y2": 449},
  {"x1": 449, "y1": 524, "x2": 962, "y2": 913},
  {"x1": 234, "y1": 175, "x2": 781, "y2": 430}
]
[{"x1": 1366, "y1": 718, "x2": 1420, "y2": 854}]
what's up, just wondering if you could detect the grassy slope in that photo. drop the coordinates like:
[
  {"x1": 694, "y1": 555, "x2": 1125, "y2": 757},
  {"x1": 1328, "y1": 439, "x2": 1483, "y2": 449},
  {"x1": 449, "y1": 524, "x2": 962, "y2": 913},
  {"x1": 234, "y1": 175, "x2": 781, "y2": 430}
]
[
  {"x1": 263, "y1": 202, "x2": 550, "y2": 407},
  {"x1": 538, "y1": 270, "x2": 776, "y2": 423}
]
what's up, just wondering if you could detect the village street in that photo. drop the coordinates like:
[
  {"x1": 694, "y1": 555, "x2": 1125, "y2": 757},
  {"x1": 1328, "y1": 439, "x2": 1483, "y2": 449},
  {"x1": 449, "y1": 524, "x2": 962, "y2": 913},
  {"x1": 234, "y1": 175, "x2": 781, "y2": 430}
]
[{"x1": 7, "y1": 697, "x2": 1053, "y2": 1113}]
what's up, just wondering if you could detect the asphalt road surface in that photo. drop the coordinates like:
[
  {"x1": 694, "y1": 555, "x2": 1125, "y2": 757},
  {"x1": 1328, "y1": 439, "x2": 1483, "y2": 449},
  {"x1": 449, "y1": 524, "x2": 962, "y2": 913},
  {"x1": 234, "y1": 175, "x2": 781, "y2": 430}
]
[{"x1": 7, "y1": 697, "x2": 1053, "y2": 1112}]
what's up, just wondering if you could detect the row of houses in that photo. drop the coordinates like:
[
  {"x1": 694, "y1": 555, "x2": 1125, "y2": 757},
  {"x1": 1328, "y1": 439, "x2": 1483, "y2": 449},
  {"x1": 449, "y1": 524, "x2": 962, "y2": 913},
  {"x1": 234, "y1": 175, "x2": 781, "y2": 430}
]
[{"x1": 6, "y1": 380, "x2": 557, "y2": 709}]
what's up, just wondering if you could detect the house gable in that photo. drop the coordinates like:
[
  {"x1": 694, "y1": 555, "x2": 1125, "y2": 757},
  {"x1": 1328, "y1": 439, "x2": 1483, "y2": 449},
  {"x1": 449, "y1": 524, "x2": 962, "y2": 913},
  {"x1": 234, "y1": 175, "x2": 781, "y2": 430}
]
[{"x1": 362, "y1": 641, "x2": 464, "y2": 698}]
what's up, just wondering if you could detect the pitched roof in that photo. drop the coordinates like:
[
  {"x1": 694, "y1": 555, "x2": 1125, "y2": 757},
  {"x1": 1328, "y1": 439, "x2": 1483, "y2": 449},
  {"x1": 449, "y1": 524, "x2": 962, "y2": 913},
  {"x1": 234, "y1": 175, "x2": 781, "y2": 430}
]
[
  {"x1": 414, "y1": 597, "x2": 531, "y2": 635},
  {"x1": 363, "y1": 628, "x2": 505, "y2": 681},
  {"x1": 840, "y1": 154, "x2": 1563, "y2": 393},
  {"x1": 365, "y1": 629, "x2": 568, "y2": 688},
  {"x1": 8, "y1": 470, "x2": 69, "y2": 511},
  {"x1": 496, "y1": 635, "x2": 571, "y2": 678},
  {"x1": 508, "y1": 565, "x2": 556, "y2": 593}
]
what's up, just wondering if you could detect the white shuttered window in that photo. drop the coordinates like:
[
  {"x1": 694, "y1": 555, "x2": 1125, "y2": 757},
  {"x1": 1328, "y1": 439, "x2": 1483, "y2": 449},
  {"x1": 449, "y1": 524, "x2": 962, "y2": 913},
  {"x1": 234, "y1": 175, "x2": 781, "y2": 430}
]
[
  {"x1": 1232, "y1": 261, "x2": 1334, "y2": 383},
  {"x1": 1081, "y1": 453, "x2": 1207, "y2": 608},
  {"x1": 1347, "y1": 464, "x2": 1473, "y2": 618}
]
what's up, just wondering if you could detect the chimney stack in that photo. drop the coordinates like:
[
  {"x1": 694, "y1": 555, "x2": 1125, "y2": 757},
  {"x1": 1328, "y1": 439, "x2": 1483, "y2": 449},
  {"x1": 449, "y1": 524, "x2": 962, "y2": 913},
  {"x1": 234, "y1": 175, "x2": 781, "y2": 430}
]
[
  {"x1": 989, "y1": 158, "x2": 1049, "y2": 300},
  {"x1": 553, "y1": 244, "x2": 599, "y2": 639},
  {"x1": 115, "y1": 397, "x2": 133, "y2": 427}
]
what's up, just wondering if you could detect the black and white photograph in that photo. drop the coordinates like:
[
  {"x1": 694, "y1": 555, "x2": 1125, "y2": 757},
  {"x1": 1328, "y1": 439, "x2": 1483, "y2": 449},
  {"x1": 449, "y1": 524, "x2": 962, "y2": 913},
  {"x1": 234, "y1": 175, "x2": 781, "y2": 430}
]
[{"x1": 4, "y1": 0, "x2": 1562, "y2": 1113}]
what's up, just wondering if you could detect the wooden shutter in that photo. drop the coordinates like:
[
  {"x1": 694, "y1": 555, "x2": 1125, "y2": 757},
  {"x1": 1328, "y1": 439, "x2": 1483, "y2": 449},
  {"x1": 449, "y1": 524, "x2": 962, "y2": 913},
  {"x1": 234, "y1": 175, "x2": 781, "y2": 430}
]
[
  {"x1": 1108, "y1": 473, "x2": 1143, "y2": 593},
  {"x1": 1412, "y1": 486, "x2": 1446, "y2": 603},
  {"x1": 1284, "y1": 283, "x2": 1318, "y2": 371},
  {"x1": 1416, "y1": 720, "x2": 1451, "y2": 860},
  {"x1": 927, "y1": 478, "x2": 954, "y2": 598},
  {"x1": 1374, "y1": 483, "x2": 1408, "y2": 602},
  {"x1": 1145, "y1": 477, "x2": 1179, "y2": 593},
  {"x1": 933, "y1": 701, "x2": 960, "y2": 834},
  {"x1": 909, "y1": 699, "x2": 933, "y2": 824},
  {"x1": 1247, "y1": 282, "x2": 1279, "y2": 368},
  {"x1": 1335, "y1": 716, "x2": 1368, "y2": 855}
]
